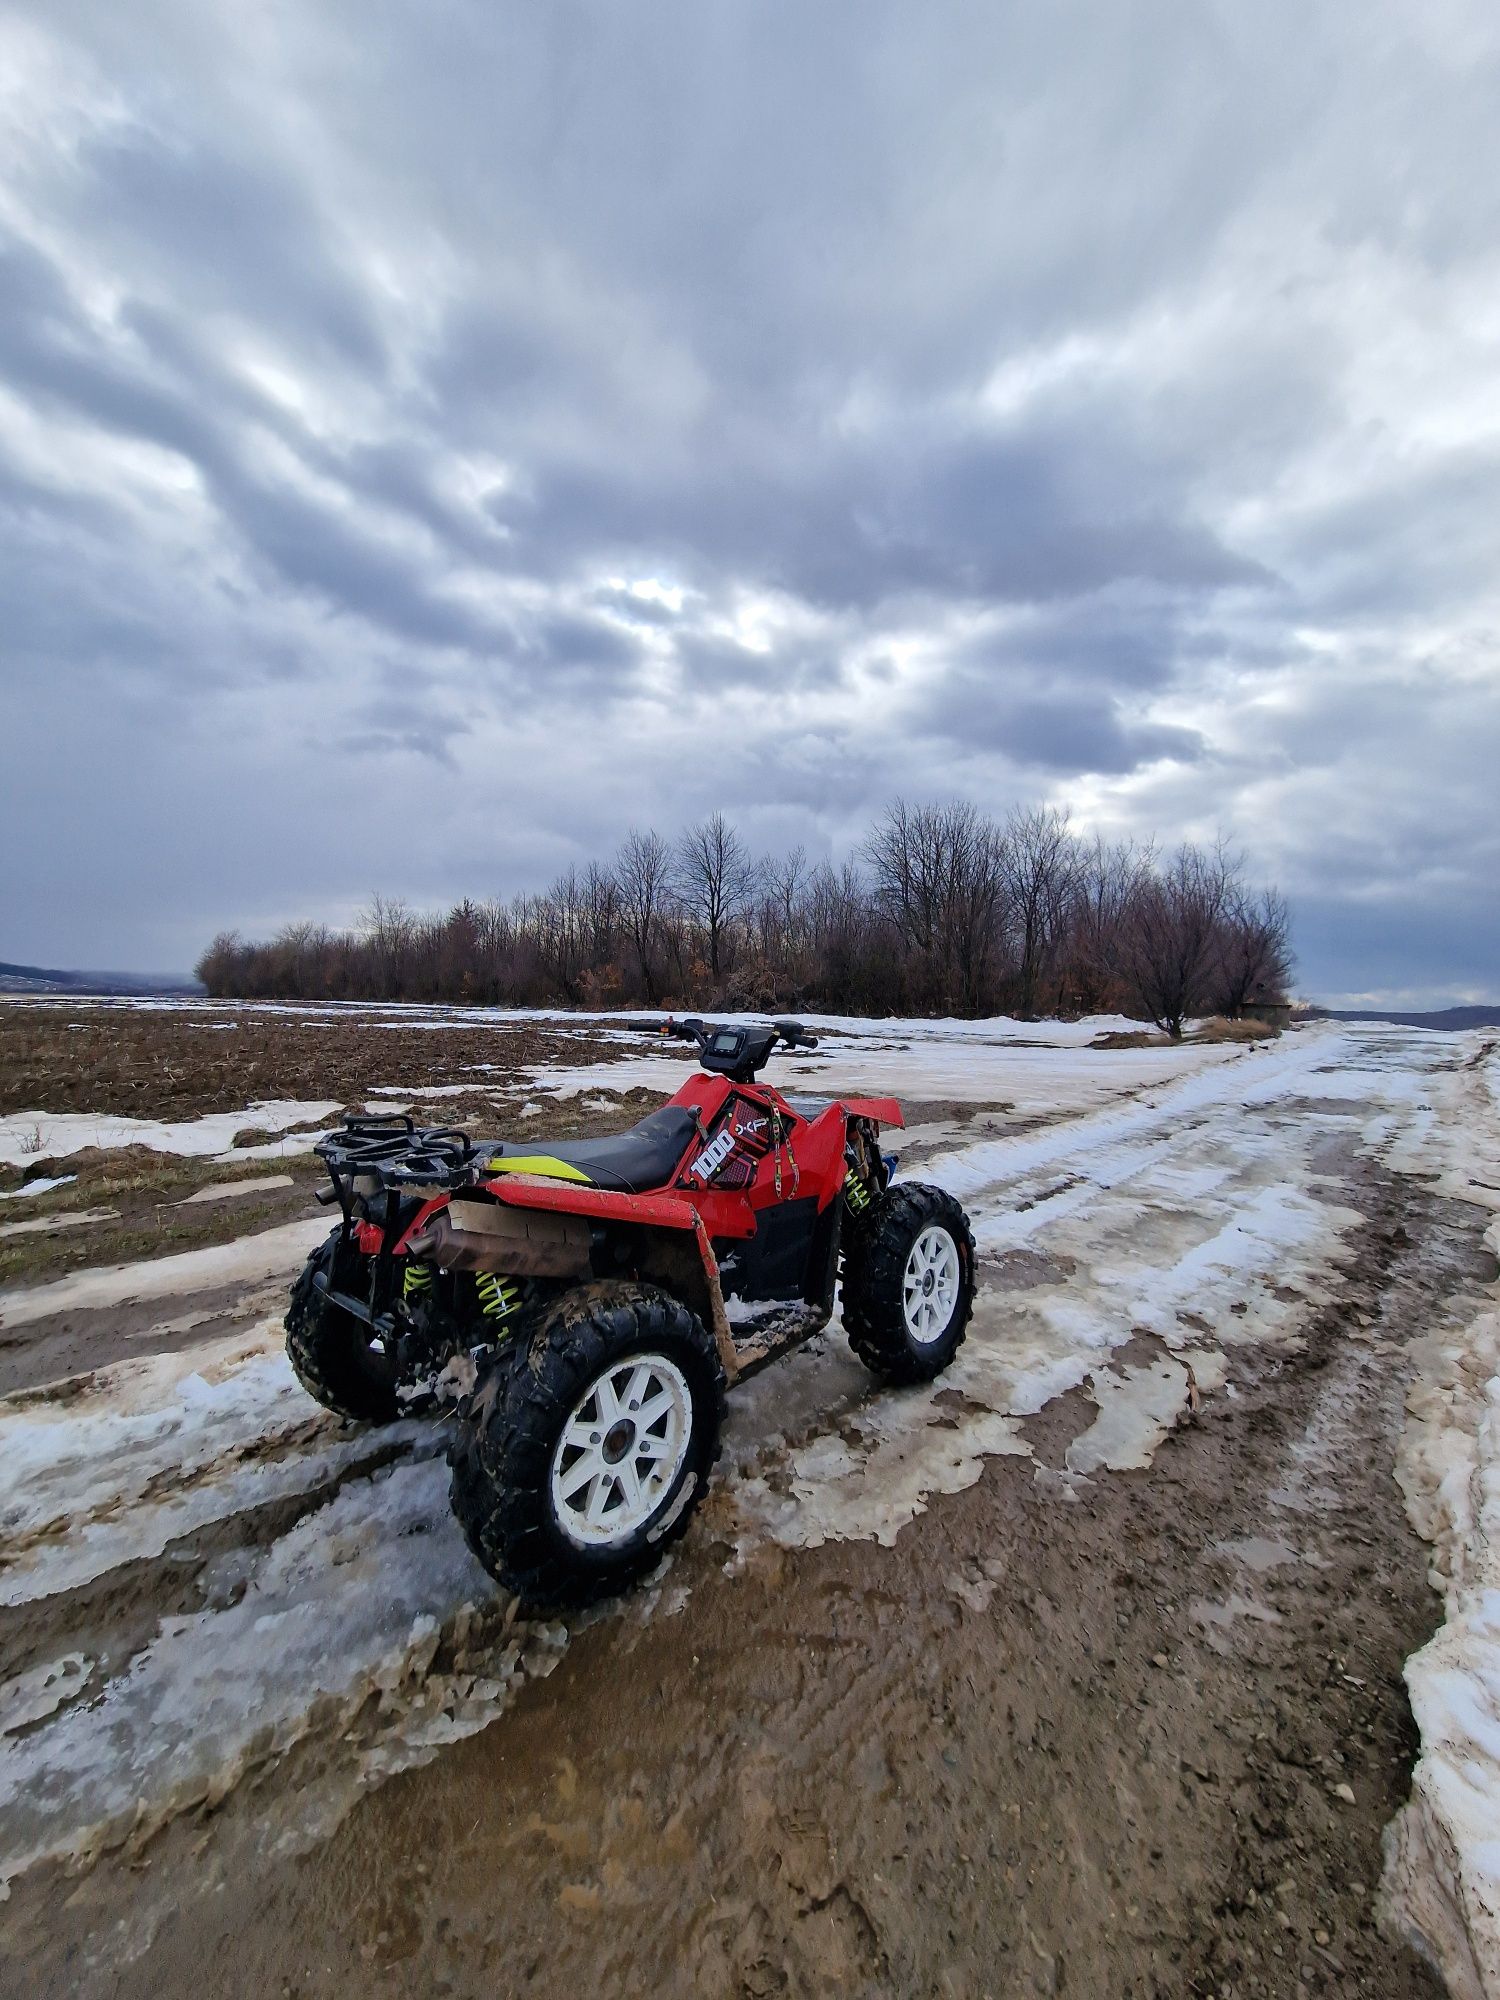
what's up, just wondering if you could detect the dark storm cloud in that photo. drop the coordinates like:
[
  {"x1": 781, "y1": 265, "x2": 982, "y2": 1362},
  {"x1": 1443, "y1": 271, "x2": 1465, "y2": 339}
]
[{"x1": 1, "y1": 0, "x2": 1497, "y2": 1002}]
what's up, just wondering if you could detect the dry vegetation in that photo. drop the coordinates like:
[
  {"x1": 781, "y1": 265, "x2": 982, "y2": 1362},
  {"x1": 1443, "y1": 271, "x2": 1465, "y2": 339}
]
[{"x1": 1090, "y1": 1015, "x2": 1283, "y2": 1051}]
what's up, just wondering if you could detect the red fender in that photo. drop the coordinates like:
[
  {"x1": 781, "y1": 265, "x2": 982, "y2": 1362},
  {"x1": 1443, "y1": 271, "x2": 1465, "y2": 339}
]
[{"x1": 840, "y1": 1096, "x2": 904, "y2": 1127}]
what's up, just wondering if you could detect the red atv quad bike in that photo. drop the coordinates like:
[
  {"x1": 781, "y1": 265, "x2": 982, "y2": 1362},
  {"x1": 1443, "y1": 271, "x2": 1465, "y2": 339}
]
[{"x1": 285, "y1": 1017, "x2": 976, "y2": 1608}]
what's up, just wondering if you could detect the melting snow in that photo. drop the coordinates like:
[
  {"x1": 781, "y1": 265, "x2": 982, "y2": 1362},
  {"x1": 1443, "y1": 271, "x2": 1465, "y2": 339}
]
[
  {"x1": 0, "y1": 1217, "x2": 329, "y2": 1329},
  {"x1": 1379, "y1": 1035, "x2": 1500, "y2": 1998},
  {"x1": 3, "y1": 1010, "x2": 1498, "y2": 1985},
  {"x1": 0, "y1": 1452, "x2": 499, "y2": 1894},
  {"x1": 0, "y1": 1101, "x2": 340, "y2": 1168},
  {"x1": 0, "y1": 1325, "x2": 425, "y2": 1607},
  {"x1": 0, "y1": 1206, "x2": 119, "y2": 1240},
  {"x1": 1066, "y1": 1356, "x2": 1193, "y2": 1475},
  {"x1": 177, "y1": 1174, "x2": 295, "y2": 1205}
]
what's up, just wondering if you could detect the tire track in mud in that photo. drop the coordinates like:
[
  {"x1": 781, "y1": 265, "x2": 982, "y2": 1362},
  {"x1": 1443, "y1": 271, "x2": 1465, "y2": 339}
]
[
  {"x1": 0, "y1": 1326, "x2": 431, "y2": 1608},
  {"x1": 64, "y1": 1149, "x2": 1462, "y2": 2000},
  {"x1": 726, "y1": 1045, "x2": 1370, "y2": 1556},
  {"x1": 0, "y1": 1028, "x2": 1446, "y2": 1967}
]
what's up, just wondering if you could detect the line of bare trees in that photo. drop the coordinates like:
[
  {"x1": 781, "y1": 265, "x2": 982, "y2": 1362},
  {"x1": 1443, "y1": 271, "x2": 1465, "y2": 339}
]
[{"x1": 196, "y1": 803, "x2": 1292, "y2": 1037}]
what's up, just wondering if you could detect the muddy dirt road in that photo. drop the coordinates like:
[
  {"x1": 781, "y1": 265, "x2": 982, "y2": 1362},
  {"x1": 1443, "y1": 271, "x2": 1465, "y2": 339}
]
[{"x1": 1, "y1": 1009, "x2": 1496, "y2": 1999}]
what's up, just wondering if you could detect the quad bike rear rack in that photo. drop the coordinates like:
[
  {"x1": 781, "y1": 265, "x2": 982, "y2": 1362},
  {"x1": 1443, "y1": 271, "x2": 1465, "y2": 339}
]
[{"x1": 313, "y1": 1114, "x2": 489, "y2": 1333}]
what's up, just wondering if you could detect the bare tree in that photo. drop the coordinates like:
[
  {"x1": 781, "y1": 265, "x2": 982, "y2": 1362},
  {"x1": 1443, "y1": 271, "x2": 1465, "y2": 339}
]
[
  {"x1": 580, "y1": 862, "x2": 619, "y2": 969},
  {"x1": 1211, "y1": 886, "x2": 1293, "y2": 1018},
  {"x1": 616, "y1": 829, "x2": 672, "y2": 1003},
  {"x1": 1118, "y1": 843, "x2": 1236, "y2": 1038},
  {"x1": 535, "y1": 872, "x2": 588, "y2": 1003},
  {"x1": 1002, "y1": 806, "x2": 1079, "y2": 1016},
  {"x1": 361, "y1": 894, "x2": 415, "y2": 1000},
  {"x1": 756, "y1": 843, "x2": 811, "y2": 986},
  {"x1": 675, "y1": 813, "x2": 758, "y2": 982},
  {"x1": 1062, "y1": 835, "x2": 1145, "y2": 1015},
  {"x1": 195, "y1": 930, "x2": 244, "y2": 997},
  {"x1": 199, "y1": 804, "x2": 1292, "y2": 1025},
  {"x1": 866, "y1": 799, "x2": 1007, "y2": 1012}
]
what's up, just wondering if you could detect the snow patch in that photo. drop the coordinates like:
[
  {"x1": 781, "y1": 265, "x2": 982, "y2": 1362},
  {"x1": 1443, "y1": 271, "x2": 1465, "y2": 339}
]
[
  {"x1": 177, "y1": 1174, "x2": 295, "y2": 1205},
  {"x1": 0, "y1": 1101, "x2": 341, "y2": 1168},
  {"x1": 1379, "y1": 1036, "x2": 1500, "y2": 1998},
  {"x1": 0, "y1": 1175, "x2": 77, "y2": 1200},
  {"x1": 0, "y1": 1326, "x2": 429, "y2": 1607},
  {"x1": 0, "y1": 1452, "x2": 542, "y2": 1897},
  {"x1": 1066, "y1": 1356, "x2": 1193, "y2": 1475},
  {"x1": 0, "y1": 1206, "x2": 119, "y2": 1240},
  {"x1": 0, "y1": 1654, "x2": 91, "y2": 1736},
  {"x1": 0, "y1": 1217, "x2": 329, "y2": 1329}
]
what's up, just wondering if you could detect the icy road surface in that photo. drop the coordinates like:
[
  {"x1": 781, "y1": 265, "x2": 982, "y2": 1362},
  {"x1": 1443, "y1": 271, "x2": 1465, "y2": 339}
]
[{"x1": 0, "y1": 1015, "x2": 1496, "y2": 1995}]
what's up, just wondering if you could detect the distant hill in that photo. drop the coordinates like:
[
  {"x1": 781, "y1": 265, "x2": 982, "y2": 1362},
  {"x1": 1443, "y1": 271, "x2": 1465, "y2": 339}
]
[
  {"x1": 1305, "y1": 1004, "x2": 1500, "y2": 1031},
  {"x1": 0, "y1": 960, "x2": 202, "y2": 997}
]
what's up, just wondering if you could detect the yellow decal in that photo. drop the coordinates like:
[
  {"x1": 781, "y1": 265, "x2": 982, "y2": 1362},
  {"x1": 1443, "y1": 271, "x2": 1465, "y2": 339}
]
[{"x1": 485, "y1": 1155, "x2": 593, "y2": 1184}]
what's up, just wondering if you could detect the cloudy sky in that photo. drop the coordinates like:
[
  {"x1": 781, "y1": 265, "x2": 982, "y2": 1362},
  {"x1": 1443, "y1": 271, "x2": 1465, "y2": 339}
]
[{"x1": 1, "y1": 1, "x2": 1497, "y2": 1004}]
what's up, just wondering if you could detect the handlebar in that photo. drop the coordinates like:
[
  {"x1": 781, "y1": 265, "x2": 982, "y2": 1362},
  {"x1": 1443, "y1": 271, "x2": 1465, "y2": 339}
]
[
  {"x1": 659, "y1": 1016, "x2": 819, "y2": 1051},
  {"x1": 661, "y1": 1016, "x2": 707, "y2": 1043},
  {"x1": 772, "y1": 1018, "x2": 820, "y2": 1050}
]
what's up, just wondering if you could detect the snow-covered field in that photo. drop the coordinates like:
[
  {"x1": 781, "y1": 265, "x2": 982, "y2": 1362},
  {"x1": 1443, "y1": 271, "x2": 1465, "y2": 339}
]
[{"x1": 0, "y1": 1007, "x2": 1496, "y2": 1991}]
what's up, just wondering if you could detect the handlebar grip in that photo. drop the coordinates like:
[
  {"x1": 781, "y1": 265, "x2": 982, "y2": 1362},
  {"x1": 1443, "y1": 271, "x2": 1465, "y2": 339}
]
[{"x1": 801, "y1": 1033, "x2": 820, "y2": 1048}]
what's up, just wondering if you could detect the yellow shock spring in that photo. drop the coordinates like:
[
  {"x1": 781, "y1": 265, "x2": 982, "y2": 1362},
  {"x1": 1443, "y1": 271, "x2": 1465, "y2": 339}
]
[
  {"x1": 475, "y1": 1272, "x2": 522, "y2": 1322},
  {"x1": 403, "y1": 1261, "x2": 434, "y2": 1300},
  {"x1": 844, "y1": 1165, "x2": 872, "y2": 1214}
]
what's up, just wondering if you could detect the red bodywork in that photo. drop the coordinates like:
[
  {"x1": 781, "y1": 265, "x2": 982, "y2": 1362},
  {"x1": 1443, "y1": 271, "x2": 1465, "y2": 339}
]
[
  {"x1": 388, "y1": 1074, "x2": 903, "y2": 1256},
  {"x1": 369, "y1": 1071, "x2": 903, "y2": 1383},
  {"x1": 485, "y1": 1074, "x2": 897, "y2": 1237}
]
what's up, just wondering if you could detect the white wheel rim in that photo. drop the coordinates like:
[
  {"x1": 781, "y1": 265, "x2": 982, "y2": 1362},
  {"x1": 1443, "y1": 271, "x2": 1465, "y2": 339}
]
[
  {"x1": 549, "y1": 1352, "x2": 693, "y2": 1549},
  {"x1": 902, "y1": 1225, "x2": 961, "y2": 1345}
]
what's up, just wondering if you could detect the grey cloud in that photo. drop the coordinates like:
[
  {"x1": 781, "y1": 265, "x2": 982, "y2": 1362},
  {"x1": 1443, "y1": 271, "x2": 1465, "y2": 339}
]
[
  {"x1": 508, "y1": 419, "x2": 1264, "y2": 615},
  {"x1": 1, "y1": 1, "x2": 1497, "y2": 1003},
  {"x1": 0, "y1": 237, "x2": 511, "y2": 655},
  {"x1": 524, "y1": 612, "x2": 641, "y2": 677},
  {"x1": 917, "y1": 668, "x2": 1207, "y2": 776},
  {"x1": 73, "y1": 128, "x2": 387, "y2": 372},
  {"x1": 587, "y1": 585, "x2": 680, "y2": 627}
]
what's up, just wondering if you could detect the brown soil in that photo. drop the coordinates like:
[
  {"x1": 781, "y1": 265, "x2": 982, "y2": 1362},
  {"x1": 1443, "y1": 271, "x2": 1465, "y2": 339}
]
[
  {"x1": 0, "y1": 1156, "x2": 1478, "y2": 2000},
  {"x1": 0, "y1": 1000, "x2": 639, "y2": 1122}
]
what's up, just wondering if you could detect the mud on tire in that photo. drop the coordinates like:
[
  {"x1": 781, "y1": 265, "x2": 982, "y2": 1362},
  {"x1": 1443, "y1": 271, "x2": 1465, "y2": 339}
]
[
  {"x1": 841, "y1": 1182, "x2": 977, "y2": 1383},
  {"x1": 285, "y1": 1228, "x2": 400, "y2": 1423},
  {"x1": 449, "y1": 1280, "x2": 727, "y2": 1610}
]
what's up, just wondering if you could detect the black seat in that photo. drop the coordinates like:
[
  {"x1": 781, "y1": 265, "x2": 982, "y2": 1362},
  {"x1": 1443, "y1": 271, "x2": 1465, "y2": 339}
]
[{"x1": 486, "y1": 1106, "x2": 699, "y2": 1194}]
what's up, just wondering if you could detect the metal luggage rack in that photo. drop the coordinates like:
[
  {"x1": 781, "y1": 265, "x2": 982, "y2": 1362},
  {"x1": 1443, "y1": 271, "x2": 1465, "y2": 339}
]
[{"x1": 315, "y1": 1111, "x2": 483, "y2": 1198}]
